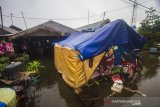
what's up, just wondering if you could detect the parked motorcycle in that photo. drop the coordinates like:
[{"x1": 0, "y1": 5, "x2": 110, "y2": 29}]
[{"x1": 120, "y1": 49, "x2": 143, "y2": 86}]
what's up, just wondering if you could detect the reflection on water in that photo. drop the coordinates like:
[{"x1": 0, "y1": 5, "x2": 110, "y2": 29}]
[
  {"x1": 142, "y1": 52, "x2": 159, "y2": 79},
  {"x1": 27, "y1": 52, "x2": 160, "y2": 107}
]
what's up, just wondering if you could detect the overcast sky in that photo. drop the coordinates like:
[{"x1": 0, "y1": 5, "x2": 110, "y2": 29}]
[{"x1": 0, "y1": 0, "x2": 160, "y2": 29}]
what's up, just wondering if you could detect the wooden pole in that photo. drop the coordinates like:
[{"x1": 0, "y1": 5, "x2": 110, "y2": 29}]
[
  {"x1": 0, "y1": 6, "x2": 6, "y2": 54},
  {"x1": 0, "y1": 6, "x2": 4, "y2": 39}
]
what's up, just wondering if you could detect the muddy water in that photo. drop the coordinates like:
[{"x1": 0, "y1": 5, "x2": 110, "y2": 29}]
[{"x1": 27, "y1": 52, "x2": 160, "y2": 107}]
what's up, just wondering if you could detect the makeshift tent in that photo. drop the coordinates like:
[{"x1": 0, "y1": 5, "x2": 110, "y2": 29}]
[{"x1": 54, "y1": 19, "x2": 146, "y2": 90}]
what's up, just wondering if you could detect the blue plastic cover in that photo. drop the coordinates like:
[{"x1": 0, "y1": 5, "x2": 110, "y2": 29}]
[
  {"x1": 56, "y1": 19, "x2": 146, "y2": 60},
  {"x1": 0, "y1": 102, "x2": 7, "y2": 107}
]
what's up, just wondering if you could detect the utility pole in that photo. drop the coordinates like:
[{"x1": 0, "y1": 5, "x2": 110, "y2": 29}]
[
  {"x1": 131, "y1": 0, "x2": 137, "y2": 27},
  {"x1": 103, "y1": 12, "x2": 106, "y2": 21},
  {"x1": 21, "y1": 12, "x2": 27, "y2": 29},
  {"x1": 0, "y1": 6, "x2": 6, "y2": 54},
  {"x1": 10, "y1": 13, "x2": 13, "y2": 25},
  {"x1": 0, "y1": 6, "x2": 4, "y2": 39},
  {"x1": 88, "y1": 10, "x2": 89, "y2": 25}
]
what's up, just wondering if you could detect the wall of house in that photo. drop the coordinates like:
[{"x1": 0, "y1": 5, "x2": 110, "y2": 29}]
[
  {"x1": 13, "y1": 30, "x2": 62, "y2": 58},
  {"x1": 25, "y1": 29, "x2": 59, "y2": 37},
  {"x1": 0, "y1": 29, "x2": 10, "y2": 35}
]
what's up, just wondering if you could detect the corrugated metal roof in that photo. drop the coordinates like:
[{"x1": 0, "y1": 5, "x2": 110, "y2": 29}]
[
  {"x1": 42, "y1": 20, "x2": 77, "y2": 33},
  {"x1": 9, "y1": 25, "x2": 23, "y2": 31},
  {"x1": 0, "y1": 24, "x2": 19, "y2": 34},
  {"x1": 77, "y1": 19, "x2": 110, "y2": 31},
  {"x1": 10, "y1": 20, "x2": 78, "y2": 40}
]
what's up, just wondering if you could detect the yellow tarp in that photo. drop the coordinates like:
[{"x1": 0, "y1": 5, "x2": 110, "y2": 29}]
[
  {"x1": 54, "y1": 44, "x2": 105, "y2": 89},
  {"x1": 0, "y1": 88, "x2": 17, "y2": 107}
]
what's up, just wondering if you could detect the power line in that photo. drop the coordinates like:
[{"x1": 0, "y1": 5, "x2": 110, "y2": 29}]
[
  {"x1": 129, "y1": 0, "x2": 150, "y2": 9},
  {"x1": 2, "y1": 0, "x2": 158, "y2": 23},
  {"x1": 121, "y1": 0, "x2": 155, "y2": 26},
  {"x1": 121, "y1": 0, "x2": 159, "y2": 13},
  {"x1": 121, "y1": 0, "x2": 152, "y2": 6},
  {"x1": 137, "y1": 6, "x2": 147, "y2": 12},
  {"x1": 121, "y1": 0, "x2": 133, "y2": 6},
  {"x1": 107, "y1": 6, "x2": 132, "y2": 13},
  {"x1": 128, "y1": 0, "x2": 160, "y2": 13},
  {"x1": 2, "y1": 14, "x2": 100, "y2": 21},
  {"x1": 121, "y1": 0, "x2": 160, "y2": 15},
  {"x1": 2, "y1": 6, "x2": 133, "y2": 21},
  {"x1": 140, "y1": 0, "x2": 152, "y2": 4}
]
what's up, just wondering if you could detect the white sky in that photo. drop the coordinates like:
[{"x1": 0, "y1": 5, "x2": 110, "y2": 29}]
[{"x1": 0, "y1": 0, "x2": 160, "y2": 29}]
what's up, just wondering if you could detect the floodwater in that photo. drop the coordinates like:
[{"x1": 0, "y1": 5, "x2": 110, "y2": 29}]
[{"x1": 27, "y1": 51, "x2": 160, "y2": 107}]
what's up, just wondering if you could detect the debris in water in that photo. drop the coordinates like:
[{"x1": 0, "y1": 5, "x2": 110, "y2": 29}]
[
  {"x1": 108, "y1": 91, "x2": 116, "y2": 98},
  {"x1": 124, "y1": 87, "x2": 146, "y2": 97}
]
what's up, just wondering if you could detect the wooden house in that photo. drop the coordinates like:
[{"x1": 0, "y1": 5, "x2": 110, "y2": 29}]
[{"x1": 9, "y1": 20, "x2": 78, "y2": 57}]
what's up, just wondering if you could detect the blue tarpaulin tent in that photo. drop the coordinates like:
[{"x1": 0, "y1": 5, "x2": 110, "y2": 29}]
[
  {"x1": 54, "y1": 19, "x2": 146, "y2": 89},
  {"x1": 56, "y1": 19, "x2": 146, "y2": 60}
]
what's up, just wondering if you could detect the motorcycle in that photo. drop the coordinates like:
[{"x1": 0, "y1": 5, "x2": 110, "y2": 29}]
[{"x1": 120, "y1": 49, "x2": 143, "y2": 86}]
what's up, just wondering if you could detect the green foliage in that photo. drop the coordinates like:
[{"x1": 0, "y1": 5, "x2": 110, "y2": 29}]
[
  {"x1": 0, "y1": 63, "x2": 6, "y2": 73},
  {"x1": 138, "y1": 8, "x2": 160, "y2": 48},
  {"x1": 0, "y1": 56, "x2": 10, "y2": 64},
  {"x1": 26, "y1": 61, "x2": 44, "y2": 73},
  {"x1": 15, "y1": 57, "x2": 26, "y2": 62},
  {"x1": 15, "y1": 54, "x2": 29, "y2": 63}
]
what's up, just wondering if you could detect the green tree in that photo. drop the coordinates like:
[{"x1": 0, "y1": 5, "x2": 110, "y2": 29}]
[{"x1": 138, "y1": 8, "x2": 160, "y2": 48}]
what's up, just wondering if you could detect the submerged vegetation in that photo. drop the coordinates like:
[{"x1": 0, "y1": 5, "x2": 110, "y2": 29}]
[
  {"x1": 0, "y1": 56, "x2": 10, "y2": 64},
  {"x1": 0, "y1": 56, "x2": 9, "y2": 73},
  {"x1": 0, "y1": 63, "x2": 6, "y2": 73},
  {"x1": 15, "y1": 54, "x2": 29, "y2": 63},
  {"x1": 26, "y1": 61, "x2": 44, "y2": 73}
]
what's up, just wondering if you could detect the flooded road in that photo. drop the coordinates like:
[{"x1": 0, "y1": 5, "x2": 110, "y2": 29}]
[{"x1": 27, "y1": 52, "x2": 160, "y2": 107}]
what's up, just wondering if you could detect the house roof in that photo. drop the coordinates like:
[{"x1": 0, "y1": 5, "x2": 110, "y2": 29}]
[
  {"x1": 10, "y1": 20, "x2": 78, "y2": 40},
  {"x1": 77, "y1": 19, "x2": 110, "y2": 31},
  {"x1": 9, "y1": 25, "x2": 23, "y2": 31},
  {"x1": 0, "y1": 24, "x2": 19, "y2": 35},
  {"x1": 42, "y1": 20, "x2": 77, "y2": 33}
]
